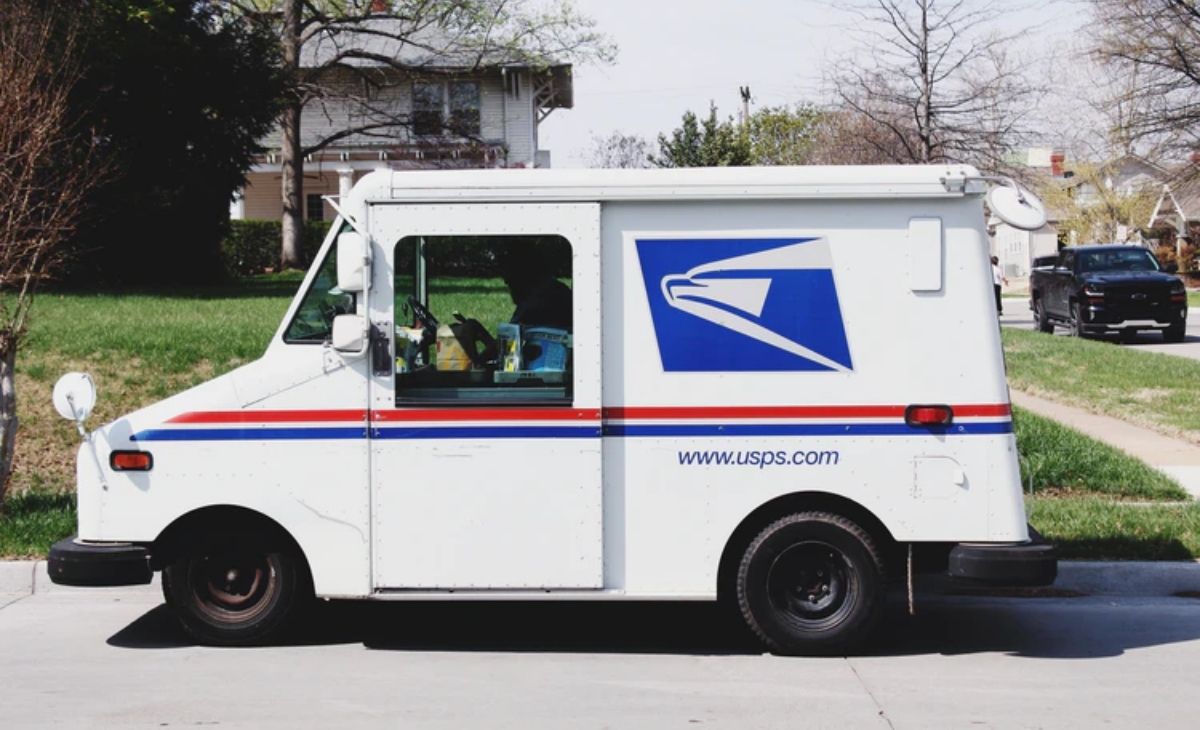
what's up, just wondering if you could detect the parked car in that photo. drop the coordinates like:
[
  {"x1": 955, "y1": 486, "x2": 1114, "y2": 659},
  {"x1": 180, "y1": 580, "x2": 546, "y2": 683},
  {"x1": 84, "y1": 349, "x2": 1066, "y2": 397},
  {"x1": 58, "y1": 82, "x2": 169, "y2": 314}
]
[{"x1": 1029, "y1": 245, "x2": 1188, "y2": 341}]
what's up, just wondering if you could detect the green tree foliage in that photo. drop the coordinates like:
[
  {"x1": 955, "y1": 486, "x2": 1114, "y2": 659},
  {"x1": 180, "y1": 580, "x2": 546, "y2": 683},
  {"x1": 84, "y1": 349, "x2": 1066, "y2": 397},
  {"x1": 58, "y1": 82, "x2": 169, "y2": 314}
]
[
  {"x1": 1037, "y1": 163, "x2": 1158, "y2": 245},
  {"x1": 746, "y1": 104, "x2": 823, "y2": 166},
  {"x1": 650, "y1": 103, "x2": 826, "y2": 168},
  {"x1": 651, "y1": 104, "x2": 752, "y2": 168},
  {"x1": 66, "y1": 1, "x2": 284, "y2": 284}
]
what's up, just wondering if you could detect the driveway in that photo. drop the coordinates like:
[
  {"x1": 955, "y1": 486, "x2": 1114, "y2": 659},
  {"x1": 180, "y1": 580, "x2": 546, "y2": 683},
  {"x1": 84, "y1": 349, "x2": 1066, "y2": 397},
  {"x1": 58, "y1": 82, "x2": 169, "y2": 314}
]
[
  {"x1": 4, "y1": 582, "x2": 1200, "y2": 728},
  {"x1": 1001, "y1": 302, "x2": 1200, "y2": 361}
]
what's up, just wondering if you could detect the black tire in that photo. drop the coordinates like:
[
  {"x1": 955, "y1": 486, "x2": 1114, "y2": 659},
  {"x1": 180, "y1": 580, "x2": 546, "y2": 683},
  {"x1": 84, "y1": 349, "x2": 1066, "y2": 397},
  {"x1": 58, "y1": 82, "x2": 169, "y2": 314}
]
[
  {"x1": 1034, "y1": 299, "x2": 1053, "y2": 333},
  {"x1": 736, "y1": 512, "x2": 884, "y2": 655},
  {"x1": 1071, "y1": 302, "x2": 1087, "y2": 338},
  {"x1": 1164, "y1": 322, "x2": 1186, "y2": 343},
  {"x1": 162, "y1": 535, "x2": 309, "y2": 646}
]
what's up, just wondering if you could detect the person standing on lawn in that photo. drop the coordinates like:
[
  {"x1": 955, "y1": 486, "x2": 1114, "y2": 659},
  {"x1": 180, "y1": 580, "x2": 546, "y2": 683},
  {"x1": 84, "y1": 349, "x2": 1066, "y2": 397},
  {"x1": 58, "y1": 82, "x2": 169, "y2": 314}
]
[{"x1": 992, "y1": 256, "x2": 1008, "y2": 315}]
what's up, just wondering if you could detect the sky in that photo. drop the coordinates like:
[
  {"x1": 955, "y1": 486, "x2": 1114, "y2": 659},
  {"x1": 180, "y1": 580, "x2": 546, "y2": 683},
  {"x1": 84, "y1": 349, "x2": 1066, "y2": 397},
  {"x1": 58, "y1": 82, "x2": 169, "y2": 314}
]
[{"x1": 538, "y1": 0, "x2": 1090, "y2": 168}]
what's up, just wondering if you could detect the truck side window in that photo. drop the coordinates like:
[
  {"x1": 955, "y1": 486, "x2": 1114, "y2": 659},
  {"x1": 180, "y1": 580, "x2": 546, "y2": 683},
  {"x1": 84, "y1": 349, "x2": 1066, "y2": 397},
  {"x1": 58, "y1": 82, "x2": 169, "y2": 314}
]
[
  {"x1": 283, "y1": 227, "x2": 356, "y2": 344},
  {"x1": 393, "y1": 234, "x2": 573, "y2": 404}
]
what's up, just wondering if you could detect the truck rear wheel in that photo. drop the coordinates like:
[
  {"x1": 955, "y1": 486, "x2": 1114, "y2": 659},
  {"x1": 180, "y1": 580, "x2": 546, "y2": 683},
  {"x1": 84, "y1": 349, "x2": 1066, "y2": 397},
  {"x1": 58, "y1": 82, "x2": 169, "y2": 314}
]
[
  {"x1": 735, "y1": 511, "x2": 884, "y2": 655},
  {"x1": 162, "y1": 536, "x2": 308, "y2": 646},
  {"x1": 1164, "y1": 322, "x2": 1186, "y2": 343}
]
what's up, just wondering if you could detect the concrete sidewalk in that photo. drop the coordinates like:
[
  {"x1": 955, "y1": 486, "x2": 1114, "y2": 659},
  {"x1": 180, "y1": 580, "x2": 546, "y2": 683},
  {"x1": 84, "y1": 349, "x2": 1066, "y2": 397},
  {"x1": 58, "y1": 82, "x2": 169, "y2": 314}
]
[{"x1": 1010, "y1": 389, "x2": 1200, "y2": 499}]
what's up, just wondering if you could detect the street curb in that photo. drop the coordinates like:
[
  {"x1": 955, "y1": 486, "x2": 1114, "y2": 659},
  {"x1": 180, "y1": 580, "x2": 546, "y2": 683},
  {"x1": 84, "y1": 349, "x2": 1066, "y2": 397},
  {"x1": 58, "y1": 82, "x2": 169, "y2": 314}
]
[
  {"x1": 1053, "y1": 560, "x2": 1200, "y2": 597},
  {"x1": 0, "y1": 560, "x2": 38, "y2": 595}
]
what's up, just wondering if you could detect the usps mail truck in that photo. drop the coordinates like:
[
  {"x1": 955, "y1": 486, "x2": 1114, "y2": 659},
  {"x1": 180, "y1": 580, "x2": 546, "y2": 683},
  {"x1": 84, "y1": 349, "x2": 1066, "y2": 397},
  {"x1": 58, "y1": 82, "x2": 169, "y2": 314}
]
[{"x1": 48, "y1": 166, "x2": 1055, "y2": 654}]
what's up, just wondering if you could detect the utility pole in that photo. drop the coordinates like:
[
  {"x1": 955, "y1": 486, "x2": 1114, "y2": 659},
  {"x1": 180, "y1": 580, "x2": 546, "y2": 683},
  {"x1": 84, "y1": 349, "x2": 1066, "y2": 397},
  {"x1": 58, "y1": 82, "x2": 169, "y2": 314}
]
[{"x1": 739, "y1": 86, "x2": 751, "y2": 128}]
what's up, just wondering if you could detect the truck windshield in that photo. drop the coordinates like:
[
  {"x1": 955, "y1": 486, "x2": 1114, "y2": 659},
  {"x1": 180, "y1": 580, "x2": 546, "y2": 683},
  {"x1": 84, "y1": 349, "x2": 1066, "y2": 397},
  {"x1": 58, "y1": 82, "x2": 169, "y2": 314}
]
[
  {"x1": 1078, "y1": 249, "x2": 1160, "y2": 273},
  {"x1": 283, "y1": 222, "x2": 356, "y2": 343}
]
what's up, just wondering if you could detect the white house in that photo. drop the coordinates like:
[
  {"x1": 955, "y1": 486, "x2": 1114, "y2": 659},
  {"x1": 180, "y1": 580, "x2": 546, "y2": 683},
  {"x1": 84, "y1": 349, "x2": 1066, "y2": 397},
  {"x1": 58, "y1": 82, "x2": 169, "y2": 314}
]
[{"x1": 232, "y1": 19, "x2": 573, "y2": 223}]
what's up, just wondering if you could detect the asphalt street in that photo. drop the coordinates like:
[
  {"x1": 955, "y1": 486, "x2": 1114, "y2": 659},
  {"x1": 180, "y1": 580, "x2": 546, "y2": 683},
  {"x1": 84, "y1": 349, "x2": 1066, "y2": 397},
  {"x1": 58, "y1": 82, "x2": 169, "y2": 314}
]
[
  {"x1": 4, "y1": 582, "x2": 1200, "y2": 729},
  {"x1": 1000, "y1": 301, "x2": 1200, "y2": 361}
]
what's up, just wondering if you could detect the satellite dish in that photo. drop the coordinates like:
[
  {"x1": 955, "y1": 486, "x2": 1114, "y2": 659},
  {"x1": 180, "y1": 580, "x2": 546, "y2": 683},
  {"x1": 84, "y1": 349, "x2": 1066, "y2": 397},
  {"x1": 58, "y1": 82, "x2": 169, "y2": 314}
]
[
  {"x1": 52, "y1": 372, "x2": 96, "y2": 424},
  {"x1": 988, "y1": 184, "x2": 1047, "y2": 231}
]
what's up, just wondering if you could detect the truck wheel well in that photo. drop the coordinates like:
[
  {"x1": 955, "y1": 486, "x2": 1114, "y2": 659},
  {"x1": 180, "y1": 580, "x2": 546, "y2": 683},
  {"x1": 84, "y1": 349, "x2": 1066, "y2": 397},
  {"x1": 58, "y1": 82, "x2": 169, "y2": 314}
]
[
  {"x1": 716, "y1": 492, "x2": 899, "y2": 602},
  {"x1": 150, "y1": 505, "x2": 310, "y2": 578}
]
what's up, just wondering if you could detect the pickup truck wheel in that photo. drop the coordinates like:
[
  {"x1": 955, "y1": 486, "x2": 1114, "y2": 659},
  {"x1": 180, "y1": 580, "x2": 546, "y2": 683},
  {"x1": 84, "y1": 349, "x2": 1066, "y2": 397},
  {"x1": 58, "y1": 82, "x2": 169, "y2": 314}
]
[
  {"x1": 1034, "y1": 300, "x2": 1053, "y2": 333},
  {"x1": 1164, "y1": 322, "x2": 1186, "y2": 343},
  {"x1": 736, "y1": 512, "x2": 884, "y2": 655},
  {"x1": 1071, "y1": 302, "x2": 1087, "y2": 338},
  {"x1": 162, "y1": 537, "x2": 308, "y2": 646}
]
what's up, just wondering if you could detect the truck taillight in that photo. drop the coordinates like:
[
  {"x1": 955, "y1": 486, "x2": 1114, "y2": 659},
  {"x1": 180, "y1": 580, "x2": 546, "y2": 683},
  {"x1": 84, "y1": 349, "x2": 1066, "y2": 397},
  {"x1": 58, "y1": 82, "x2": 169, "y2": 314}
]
[
  {"x1": 905, "y1": 405, "x2": 953, "y2": 427},
  {"x1": 110, "y1": 451, "x2": 153, "y2": 471}
]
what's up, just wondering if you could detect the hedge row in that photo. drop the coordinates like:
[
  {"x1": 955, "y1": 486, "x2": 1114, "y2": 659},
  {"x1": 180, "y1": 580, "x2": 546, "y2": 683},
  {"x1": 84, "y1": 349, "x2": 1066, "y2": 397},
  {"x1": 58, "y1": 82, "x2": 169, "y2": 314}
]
[{"x1": 221, "y1": 220, "x2": 329, "y2": 276}]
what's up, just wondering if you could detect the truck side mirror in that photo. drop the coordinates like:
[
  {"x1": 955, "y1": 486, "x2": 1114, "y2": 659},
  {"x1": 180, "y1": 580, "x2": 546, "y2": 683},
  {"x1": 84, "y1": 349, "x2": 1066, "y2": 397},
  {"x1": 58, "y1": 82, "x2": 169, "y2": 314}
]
[
  {"x1": 1164, "y1": 262, "x2": 1179, "y2": 274},
  {"x1": 331, "y1": 314, "x2": 367, "y2": 353},
  {"x1": 337, "y1": 231, "x2": 367, "y2": 292}
]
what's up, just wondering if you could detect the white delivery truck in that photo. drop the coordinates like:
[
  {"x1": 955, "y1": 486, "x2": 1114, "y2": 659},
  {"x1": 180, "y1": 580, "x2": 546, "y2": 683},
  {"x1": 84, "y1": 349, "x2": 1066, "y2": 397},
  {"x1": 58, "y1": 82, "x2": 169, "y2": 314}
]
[{"x1": 48, "y1": 166, "x2": 1055, "y2": 654}]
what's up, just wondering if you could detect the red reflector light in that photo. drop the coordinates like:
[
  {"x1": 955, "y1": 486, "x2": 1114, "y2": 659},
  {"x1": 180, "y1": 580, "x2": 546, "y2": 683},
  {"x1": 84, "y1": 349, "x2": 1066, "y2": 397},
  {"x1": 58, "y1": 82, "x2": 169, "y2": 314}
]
[
  {"x1": 905, "y1": 405, "x2": 954, "y2": 427},
  {"x1": 1171, "y1": 293, "x2": 1186, "y2": 302},
  {"x1": 110, "y1": 451, "x2": 152, "y2": 471}
]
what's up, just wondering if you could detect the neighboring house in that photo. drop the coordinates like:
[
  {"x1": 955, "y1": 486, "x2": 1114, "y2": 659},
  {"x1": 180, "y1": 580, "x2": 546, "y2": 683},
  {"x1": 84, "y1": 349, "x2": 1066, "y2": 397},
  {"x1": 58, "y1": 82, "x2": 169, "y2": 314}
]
[
  {"x1": 990, "y1": 152, "x2": 1167, "y2": 278},
  {"x1": 231, "y1": 20, "x2": 573, "y2": 222},
  {"x1": 1148, "y1": 163, "x2": 1200, "y2": 243}
]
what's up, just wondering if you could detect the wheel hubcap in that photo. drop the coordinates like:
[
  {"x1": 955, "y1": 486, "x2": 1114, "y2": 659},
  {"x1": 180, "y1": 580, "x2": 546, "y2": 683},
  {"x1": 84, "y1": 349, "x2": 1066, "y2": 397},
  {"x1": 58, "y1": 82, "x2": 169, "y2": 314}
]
[
  {"x1": 190, "y1": 550, "x2": 274, "y2": 620},
  {"x1": 767, "y1": 542, "x2": 851, "y2": 623}
]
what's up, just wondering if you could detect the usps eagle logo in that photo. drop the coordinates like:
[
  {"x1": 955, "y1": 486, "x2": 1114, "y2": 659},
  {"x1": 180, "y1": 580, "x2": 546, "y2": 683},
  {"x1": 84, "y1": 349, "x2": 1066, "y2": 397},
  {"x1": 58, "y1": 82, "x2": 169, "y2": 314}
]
[{"x1": 635, "y1": 237, "x2": 853, "y2": 372}]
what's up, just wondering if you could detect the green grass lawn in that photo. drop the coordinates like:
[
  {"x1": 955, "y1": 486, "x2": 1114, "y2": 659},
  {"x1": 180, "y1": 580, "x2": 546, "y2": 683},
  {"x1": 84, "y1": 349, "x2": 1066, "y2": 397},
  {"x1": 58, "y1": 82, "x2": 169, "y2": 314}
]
[
  {"x1": 1190, "y1": 291, "x2": 1200, "y2": 307},
  {"x1": 1028, "y1": 497, "x2": 1200, "y2": 560},
  {"x1": 1013, "y1": 406, "x2": 1187, "y2": 500},
  {"x1": 1002, "y1": 327, "x2": 1200, "y2": 443}
]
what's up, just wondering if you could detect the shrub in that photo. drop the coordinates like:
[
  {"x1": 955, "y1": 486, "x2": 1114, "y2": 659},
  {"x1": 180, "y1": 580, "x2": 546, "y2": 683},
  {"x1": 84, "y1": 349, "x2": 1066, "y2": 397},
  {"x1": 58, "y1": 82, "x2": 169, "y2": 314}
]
[{"x1": 222, "y1": 220, "x2": 331, "y2": 276}]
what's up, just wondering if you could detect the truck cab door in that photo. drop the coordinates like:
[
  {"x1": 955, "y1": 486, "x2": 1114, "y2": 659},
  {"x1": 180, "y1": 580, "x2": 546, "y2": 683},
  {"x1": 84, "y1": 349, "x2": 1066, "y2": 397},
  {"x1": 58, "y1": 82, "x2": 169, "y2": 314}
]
[
  {"x1": 1052, "y1": 250, "x2": 1075, "y2": 316},
  {"x1": 366, "y1": 203, "x2": 603, "y2": 590}
]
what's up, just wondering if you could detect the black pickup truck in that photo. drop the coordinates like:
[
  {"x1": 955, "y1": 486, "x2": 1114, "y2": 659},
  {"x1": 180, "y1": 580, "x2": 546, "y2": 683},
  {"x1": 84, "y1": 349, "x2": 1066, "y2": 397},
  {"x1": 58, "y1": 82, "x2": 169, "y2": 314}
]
[{"x1": 1029, "y1": 245, "x2": 1188, "y2": 342}]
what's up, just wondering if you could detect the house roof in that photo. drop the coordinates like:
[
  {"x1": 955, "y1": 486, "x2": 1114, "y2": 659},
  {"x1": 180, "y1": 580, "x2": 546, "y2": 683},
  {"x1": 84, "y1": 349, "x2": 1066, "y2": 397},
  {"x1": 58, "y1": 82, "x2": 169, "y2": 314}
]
[
  {"x1": 301, "y1": 17, "x2": 566, "y2": 73},
  {"x1": 1140, "y1": 156, "x2": 1200, "y2": 227}
]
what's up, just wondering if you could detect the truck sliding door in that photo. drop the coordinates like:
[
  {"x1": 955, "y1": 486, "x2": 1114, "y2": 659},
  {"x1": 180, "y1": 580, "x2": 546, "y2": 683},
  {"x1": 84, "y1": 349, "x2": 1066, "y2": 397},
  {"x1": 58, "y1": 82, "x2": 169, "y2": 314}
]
[{"x1": 366, "y1": 203, "x2": 603, "y2": 590}]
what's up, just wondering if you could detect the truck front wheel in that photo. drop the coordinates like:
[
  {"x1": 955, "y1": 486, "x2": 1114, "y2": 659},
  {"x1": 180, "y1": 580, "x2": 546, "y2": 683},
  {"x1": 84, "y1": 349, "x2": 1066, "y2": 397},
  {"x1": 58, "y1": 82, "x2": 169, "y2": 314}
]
[
  {"x1": 736, "y1": 512, "x2": 884, "y2": 655},
  {"x1": 1034, "y1": 299, "x2": 1053, "y2": 333},
  {"x1": 1071, "y1": 302, "x2": 1088, "y2": 338},
  {"x1": 162, "y1": 537, "x2": 309, "y2": 646}
]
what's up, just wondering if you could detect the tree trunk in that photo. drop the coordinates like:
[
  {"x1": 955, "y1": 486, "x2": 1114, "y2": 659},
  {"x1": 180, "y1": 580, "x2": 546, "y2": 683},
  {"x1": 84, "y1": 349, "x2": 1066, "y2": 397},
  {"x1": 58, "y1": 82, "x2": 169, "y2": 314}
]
[
  {"x1": 280, "y1": 100, "x2": 304, "y2": 270},
  {"x1": 0, "y1": 340, "x2": 18, "y2": 508},
  {"x1": 279, "y1": 0, "x2": 304, "y2": 270}
]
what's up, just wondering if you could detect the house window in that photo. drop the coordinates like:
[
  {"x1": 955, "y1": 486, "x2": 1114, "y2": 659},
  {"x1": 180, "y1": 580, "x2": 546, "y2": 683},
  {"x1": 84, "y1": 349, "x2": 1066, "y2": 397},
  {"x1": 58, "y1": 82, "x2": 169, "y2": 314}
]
[
  {"x1": 412, "y1": 80, "x2": 481, "y2": 137},
  {"x1": 448, "y1": 81, "x2": 481, "y2": 136},
  {"x1": 412, "y1": 82, "x2": 444, "y2": 136},
  {"x1": 393, "y1": 234, "x2": 573, "y2": 404},
  {"x1": 305, "y1": 193, "x2": 325, "y2": 222}
]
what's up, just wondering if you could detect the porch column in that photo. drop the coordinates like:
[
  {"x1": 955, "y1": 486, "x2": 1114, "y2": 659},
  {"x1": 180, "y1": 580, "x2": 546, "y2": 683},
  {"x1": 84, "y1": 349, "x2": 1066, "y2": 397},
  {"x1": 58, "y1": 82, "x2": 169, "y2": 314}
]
[{"x1": 337, "y1": 168, "x2": 355, "y2": 200}]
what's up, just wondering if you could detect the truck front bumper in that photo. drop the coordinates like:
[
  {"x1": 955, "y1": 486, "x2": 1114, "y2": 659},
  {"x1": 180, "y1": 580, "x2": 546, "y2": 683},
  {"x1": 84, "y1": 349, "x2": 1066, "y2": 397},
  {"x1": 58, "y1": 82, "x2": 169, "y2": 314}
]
[
  {"x1": 1080, "y1": 303, "x2": 1186, "y2": 333},
  {"x1": 48, "y1": 536, "x2": 152, "y2": 587},
  {"x1": 948, "y1": 541, "x2": 1057, "y2": 586}
]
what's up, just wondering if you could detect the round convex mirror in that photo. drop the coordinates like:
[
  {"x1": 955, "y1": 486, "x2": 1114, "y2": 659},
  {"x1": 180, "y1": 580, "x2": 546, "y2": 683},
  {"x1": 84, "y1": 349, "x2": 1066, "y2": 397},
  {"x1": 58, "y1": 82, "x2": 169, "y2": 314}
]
[
  {"x1": 52, "y1": 372, "x2": 97, "y2": 423},
  {"x1": 988, "y1": 184, "x2": 1047, "y2": 231}
]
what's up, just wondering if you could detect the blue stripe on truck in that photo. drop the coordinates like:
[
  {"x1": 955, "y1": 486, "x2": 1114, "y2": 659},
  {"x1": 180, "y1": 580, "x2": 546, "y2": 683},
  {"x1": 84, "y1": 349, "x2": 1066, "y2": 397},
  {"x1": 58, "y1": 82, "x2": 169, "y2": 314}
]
[{"x1": 132, "y1": 421, "x2": 1011, "y2": 441}]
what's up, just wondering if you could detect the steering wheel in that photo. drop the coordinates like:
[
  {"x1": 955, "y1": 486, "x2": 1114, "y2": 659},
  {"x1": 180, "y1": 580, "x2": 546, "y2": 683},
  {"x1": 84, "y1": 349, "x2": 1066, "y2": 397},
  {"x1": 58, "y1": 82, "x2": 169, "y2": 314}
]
[{"x1": 406, "y1": 295, "x2": 439, "y2": 331}]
